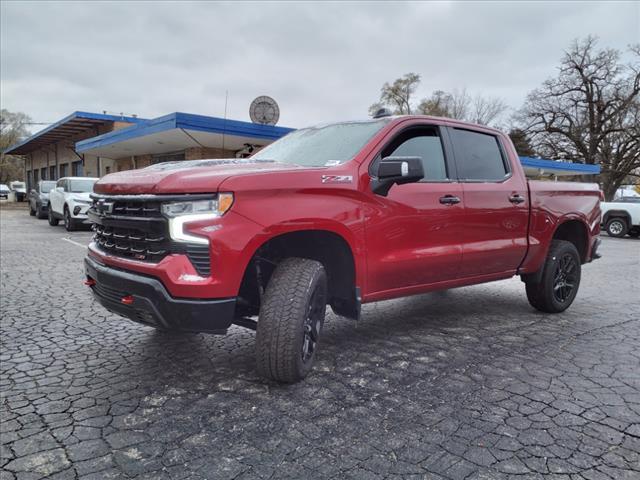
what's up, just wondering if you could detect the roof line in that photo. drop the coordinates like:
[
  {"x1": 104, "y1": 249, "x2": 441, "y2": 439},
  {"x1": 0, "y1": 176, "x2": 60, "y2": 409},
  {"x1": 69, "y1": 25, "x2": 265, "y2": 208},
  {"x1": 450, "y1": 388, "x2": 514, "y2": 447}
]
[
  {"x1": 3, "y1": 111, "x2": 147, "y2": 155},
  {"x1": 76, "y1": 112, "x2": 294, "y2": 153}
]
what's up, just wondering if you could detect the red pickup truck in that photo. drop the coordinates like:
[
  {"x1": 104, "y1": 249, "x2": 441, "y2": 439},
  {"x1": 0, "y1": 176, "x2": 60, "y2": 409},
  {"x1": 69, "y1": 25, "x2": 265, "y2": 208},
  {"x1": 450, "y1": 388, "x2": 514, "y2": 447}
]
[{"x1": 85, "y1": 115, "x2": 601, "y2": 382}]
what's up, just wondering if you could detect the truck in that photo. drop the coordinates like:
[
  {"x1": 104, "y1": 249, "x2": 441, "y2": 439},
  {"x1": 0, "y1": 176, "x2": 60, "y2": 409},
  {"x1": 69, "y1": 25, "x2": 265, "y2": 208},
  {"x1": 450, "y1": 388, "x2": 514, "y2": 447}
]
[
  {"x1": 9, "y1": 181, "x2": 27, "y2": 202},
  {"x1": 600, "y1": 197, "x2": 640, "y2": 238},
  {"x1": 85, "y1": 115, "x2": 602, "y2": 383}
]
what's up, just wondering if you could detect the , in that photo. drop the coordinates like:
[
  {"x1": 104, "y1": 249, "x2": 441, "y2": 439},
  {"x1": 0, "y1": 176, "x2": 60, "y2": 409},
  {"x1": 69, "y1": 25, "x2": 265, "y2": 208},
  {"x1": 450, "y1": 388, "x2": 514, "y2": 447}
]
[{"x1": 83, "y1": 115, "x2": 602, "y2": 383}]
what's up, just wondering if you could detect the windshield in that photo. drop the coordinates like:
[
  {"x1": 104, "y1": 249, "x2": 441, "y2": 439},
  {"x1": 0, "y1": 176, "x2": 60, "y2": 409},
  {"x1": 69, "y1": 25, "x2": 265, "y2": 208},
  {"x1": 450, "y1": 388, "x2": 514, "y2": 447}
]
[
  {"x1": 69, "y1": 179, "x2": 96, "y2": 193},
  {"x1": 11, "y1": 182, "x2": 26, "y2": 189},
  {"x1": 41, "y1": 181, "x2": 56, "y2": 193},
  {"x1": 0, "y1": 185, "x2": 9, "y2": 192},
  {"x1": 252, "y1": 119, "x2": 391, "y2": 167}
]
